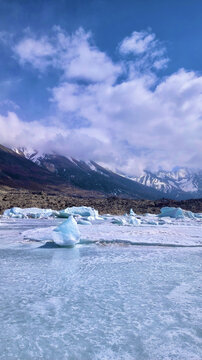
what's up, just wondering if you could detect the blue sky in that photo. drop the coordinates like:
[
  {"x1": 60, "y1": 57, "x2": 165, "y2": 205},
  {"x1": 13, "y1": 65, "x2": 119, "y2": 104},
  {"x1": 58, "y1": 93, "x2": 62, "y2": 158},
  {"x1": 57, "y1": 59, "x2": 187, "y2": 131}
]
[{"x1": 0, "y1": 0, "x2": 201, "y2": 175}]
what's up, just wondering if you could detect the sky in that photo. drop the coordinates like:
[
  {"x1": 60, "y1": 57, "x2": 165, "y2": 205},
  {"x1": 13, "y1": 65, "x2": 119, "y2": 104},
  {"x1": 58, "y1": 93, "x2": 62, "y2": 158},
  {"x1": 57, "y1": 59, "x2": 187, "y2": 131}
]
[{"x1": 0, "y1": 0, "x2": 201, "y2": 175}]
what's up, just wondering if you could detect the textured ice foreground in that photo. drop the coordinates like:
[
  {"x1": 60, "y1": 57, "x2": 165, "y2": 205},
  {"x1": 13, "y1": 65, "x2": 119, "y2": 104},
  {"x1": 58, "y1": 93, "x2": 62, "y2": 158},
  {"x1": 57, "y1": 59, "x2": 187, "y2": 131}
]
[{"x1": 0, "y1": 212, "x2": 202, "y2": 359}]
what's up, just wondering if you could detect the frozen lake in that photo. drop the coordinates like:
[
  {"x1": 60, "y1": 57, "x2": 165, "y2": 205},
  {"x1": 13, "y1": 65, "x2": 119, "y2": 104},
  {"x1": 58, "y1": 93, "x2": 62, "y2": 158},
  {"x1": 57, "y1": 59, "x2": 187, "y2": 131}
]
[{"x1": 0, "y1": 218, "x2": 202, "y2": 359}]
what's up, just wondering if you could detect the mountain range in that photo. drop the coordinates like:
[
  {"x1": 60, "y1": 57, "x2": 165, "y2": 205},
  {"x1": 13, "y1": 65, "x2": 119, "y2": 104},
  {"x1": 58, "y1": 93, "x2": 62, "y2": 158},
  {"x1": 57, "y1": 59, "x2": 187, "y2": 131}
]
[
  {"x1": 0, "y1": 144, "x2": 201, "y2": 200},
  {"x1": 133, "y1": 168, "x2": 202, "y2": 200},
  {"x1": 0, "y1": 145, "x2": 162, "y2": 199}
]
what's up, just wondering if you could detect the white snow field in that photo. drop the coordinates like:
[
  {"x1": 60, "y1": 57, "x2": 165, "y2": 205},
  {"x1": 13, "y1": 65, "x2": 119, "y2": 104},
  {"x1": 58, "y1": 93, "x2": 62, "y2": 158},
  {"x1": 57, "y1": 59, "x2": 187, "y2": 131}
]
[{"x1": 0, "y1": 206, "x2": 202, "y2": 359}]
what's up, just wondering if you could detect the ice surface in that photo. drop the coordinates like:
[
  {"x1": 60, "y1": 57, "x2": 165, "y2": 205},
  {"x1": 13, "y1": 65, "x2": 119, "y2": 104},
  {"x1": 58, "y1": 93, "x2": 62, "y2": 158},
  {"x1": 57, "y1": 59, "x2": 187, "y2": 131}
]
[
  {"x1": 0, "y1": 232, "x2": 201, "y2": 360},
  {"x1": 53, "y1": 216, "x2": 80, "y2": 246},
  {"x1": 0, "y1": 210, "x2": 202, "y2": 359},
  {"x1": 79, "y1": 222, "x2": 202, "y2": 247},
  {"x1": 19, "y1": 215, "x2": 202, "y2": 248},
  {"x1": 1, "y1": 206, "x2": 202, "y2": 248}
]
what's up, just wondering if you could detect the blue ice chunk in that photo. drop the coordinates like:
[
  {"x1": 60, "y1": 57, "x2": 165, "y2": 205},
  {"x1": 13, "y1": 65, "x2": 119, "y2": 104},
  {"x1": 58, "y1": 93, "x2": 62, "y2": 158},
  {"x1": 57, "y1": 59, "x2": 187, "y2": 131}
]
[
  {"x1": 3, "y1": 207, "x2": 25, "y2": 218},
  {"x1": 159, "y1": 207, "x2": 200, "y2": 219},
  {"x1": 184, "y1": 210, "x2": 196, "y2": 219},
  {"x1": 56, "y1": 210, "x2": 69, "y2": 218},
  {"x1": 128, "y1": 216, "x2": 141, "y2": 226},
  {"x1": 53, "y1": 216, "x2": 80, "y2": 246},
  {"x1": 158, "y1": 207, "x2": 184, "y2": 219},
  {"x1": 77, "y1": 218, "x2": 92, "y2": 225},
  {"x1": 111, "y1": 217, "x2": 127, "y2": 225},
  {"x1": 128, "y1": 208, "x2": 140, "y2": 226},
  {"x1": 194, "y1": 213, "x2": 202, "y2": 218},
  {"x1": 158, "y1": 219, "x2": 166, "y2": 225},
  {"x1": 141, "y1": 219, "x2": 158, "y2": 225},
  {"x1": 58, "y1": 206, "x2": 99, "y2": 219},
  {"x1": 3, "y1": 207, "x2": 55, "y2": 219},
  {"x1": 130, "y1": 209, "x2": 136, "y2": 216}
]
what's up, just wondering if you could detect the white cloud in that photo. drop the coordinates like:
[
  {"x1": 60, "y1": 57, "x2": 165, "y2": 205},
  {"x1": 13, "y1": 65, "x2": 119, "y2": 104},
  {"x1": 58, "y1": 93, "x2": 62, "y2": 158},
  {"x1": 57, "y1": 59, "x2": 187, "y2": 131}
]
[
  {"x1": 119, "y1": 30, "x2": 169, "y2": 71},
  {"x1": 0, "y1": 99, "x2": 20, "y2": 110},
  {"x1": 58, "y1": 28, "x2": 121, "y2": 83},
  {"x1": 14, "y1": 28, "x2": 121, "y2": 83},
  {"x1": 119, "y1": 30, "x2": 156, "y2": 55},
  {"x1": 14, "y1": 37, "x2": 56, "y2": 70},
  {"x1": 0, "y1": 112, "x2": 64, "y2": 149},
  {"x1": 1, "y1": 29, "x2": 201, "y2": 175},
  {"x1": 0, "y1": 112, "x2": 104, "y2": 161},
  {"x1": 51, "y1": 68, "x2": 202, "y2": 174}
]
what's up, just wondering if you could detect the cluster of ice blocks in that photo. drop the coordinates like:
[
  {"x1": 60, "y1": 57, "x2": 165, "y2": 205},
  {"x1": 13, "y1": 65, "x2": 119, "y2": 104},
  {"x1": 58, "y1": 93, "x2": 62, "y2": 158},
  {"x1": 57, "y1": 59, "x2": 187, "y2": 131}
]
[
  {"x1": 3, "y1": 206, "x2": 100, "y2": 220},
  {"x1": 3, "y1": 205, "x2": 201, "y2": 221},
  {"x1": 2, "y1": 205, "x2": 202, "y2": 247}
]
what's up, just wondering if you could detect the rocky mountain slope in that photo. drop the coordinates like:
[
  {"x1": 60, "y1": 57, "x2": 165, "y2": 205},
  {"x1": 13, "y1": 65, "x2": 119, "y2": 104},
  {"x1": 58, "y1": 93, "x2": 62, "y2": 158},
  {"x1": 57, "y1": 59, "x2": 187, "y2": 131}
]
[
  {"x1": 7, "y1": 146, "x2": 202, "y2": 200},
  {"x1": 0, "y1": 145, "x2": 98, "y2": 197},
  {"x1": 8, "y1": 147, "x2": 164, "y2": 200},
  {"x1": 0, "y1": 188, "x2": 201, "y2": 215}
]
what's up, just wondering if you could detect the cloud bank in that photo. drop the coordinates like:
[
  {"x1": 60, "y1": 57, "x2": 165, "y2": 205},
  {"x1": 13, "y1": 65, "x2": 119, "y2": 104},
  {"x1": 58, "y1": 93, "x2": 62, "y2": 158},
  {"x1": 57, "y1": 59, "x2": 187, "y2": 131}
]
[{"x1": 0, "y1": 28, "x2": 202, "y2": 175}]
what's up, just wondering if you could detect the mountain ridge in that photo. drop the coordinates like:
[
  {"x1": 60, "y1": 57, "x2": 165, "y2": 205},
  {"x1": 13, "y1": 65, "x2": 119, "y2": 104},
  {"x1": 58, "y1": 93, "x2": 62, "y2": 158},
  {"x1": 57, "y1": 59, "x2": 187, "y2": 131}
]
[
  {"x1": 0, "y1": 144, "x2": 163, "y2": 200},
  {"x1": 0, "y1": 144, "x2": 100, "y2": 197},
  {"x1": 6, "y1": 145, "x2": 202, "y2": 200},
  {"x1": 132, "y1": 168, "x2": 202, "y2": 200}
]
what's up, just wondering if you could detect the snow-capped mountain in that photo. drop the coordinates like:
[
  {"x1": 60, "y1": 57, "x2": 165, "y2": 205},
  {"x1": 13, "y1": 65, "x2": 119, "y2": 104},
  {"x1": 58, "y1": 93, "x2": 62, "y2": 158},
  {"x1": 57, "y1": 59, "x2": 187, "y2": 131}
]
[
  {"x1": 133, "y1": 168, "x2": 202, "y2": 199},
  {"x1": 0, "y1": 144, "x2": 71, "y2": 192},
  {"x1": 10, "y1": 147, "x2": 164, "y2": 199},
  {"x1": 12, "y1": 147, "x2": 40, "y2": 162},
  {"x1": 10, "y1": 147, "x2": 202, "y2": 200}
]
